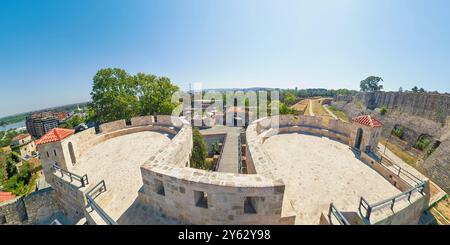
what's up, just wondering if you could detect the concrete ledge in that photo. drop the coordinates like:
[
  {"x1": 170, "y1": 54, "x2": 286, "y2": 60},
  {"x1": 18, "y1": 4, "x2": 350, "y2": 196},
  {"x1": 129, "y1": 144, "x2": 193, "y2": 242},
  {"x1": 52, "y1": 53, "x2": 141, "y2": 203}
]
[
  {"x1": 131, "y1": 116, "x2": 154, "y2": 127},
  {"x1": 99, "y1": 120, "x2": 126, "y2": 133}
]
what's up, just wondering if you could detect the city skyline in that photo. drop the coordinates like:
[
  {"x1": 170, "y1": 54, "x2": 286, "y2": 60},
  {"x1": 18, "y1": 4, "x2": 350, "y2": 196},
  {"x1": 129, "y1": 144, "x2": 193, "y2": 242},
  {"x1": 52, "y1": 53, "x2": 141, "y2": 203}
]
[{"x1": 1, "y1": 0, "x2": 450, "y2": 117}]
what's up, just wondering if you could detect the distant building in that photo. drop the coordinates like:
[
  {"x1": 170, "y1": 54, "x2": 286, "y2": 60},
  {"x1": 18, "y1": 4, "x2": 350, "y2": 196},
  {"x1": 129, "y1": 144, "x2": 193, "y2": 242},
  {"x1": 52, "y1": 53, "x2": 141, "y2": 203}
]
[
  {"x1": 26, "y1": 112, "x2": 61, "y2": 138},
  {"x1": 10, "y1": 133, "x2": 36, "y2": 159},
  {"x1": 55, "y1": 112, "x2": 70, "y2": 122}
]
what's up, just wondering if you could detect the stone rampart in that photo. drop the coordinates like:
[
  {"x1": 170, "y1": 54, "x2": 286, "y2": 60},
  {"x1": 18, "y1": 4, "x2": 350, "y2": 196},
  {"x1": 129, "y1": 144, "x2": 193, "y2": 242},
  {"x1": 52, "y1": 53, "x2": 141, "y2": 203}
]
[{"x1": 138, "y1": 117, "x2": 295, "y2": 224}]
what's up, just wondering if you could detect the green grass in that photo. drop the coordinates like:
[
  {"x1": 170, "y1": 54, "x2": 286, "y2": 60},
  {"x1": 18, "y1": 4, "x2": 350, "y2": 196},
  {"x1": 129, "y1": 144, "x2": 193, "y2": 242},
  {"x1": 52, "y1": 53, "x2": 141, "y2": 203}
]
[
  {"x1": 310, "y1": 100, "x2": 329, "y2": 116},
  {"x1": 328, "y1": 105, "x2": 349, "y2": 122},
  {"x1": 380, "y1": 138, "x2": 418, "y2": 167}
]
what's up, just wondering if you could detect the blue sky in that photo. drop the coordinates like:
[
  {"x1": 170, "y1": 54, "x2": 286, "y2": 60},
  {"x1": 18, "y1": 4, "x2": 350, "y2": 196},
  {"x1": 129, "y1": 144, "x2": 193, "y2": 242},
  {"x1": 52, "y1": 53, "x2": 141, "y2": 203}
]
[{"x1": 1, "y1": 0, "x2": 450, "y2": 117}]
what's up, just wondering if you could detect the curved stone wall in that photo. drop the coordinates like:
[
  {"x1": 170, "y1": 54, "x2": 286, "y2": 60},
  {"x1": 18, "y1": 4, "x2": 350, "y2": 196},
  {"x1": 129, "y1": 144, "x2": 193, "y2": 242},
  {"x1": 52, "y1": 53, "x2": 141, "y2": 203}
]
[
  {"x1": 138, "y1": 117, "x2": 296, "y2": 225},
  {"x1": 246, "y1": 115, "x2": 429, "y2": 225}
]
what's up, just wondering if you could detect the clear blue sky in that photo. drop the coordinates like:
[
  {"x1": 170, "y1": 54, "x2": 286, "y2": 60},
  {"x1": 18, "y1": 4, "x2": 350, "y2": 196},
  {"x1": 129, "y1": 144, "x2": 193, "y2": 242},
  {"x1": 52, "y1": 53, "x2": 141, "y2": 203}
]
[{"x1": 1, "y1": 0, "x2": 450, "y2": 117}]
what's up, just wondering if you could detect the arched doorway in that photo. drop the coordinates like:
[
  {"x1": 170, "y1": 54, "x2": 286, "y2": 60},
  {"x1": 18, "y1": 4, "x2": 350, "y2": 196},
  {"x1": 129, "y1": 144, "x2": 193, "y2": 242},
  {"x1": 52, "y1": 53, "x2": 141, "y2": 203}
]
[
  {"x1": 68, "y1": 142, "x2": 76, "y2": 165},
  {"x1": 355, "y1": 128, "x2": 363, "y2": 150}
]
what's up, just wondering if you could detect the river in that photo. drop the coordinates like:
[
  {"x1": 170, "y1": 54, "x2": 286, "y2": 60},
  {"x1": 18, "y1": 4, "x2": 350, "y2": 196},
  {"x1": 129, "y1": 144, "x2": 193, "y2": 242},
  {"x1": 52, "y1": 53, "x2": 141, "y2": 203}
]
[{"x1": 0, "y1": 120, "x2": 26, "y2": 131}]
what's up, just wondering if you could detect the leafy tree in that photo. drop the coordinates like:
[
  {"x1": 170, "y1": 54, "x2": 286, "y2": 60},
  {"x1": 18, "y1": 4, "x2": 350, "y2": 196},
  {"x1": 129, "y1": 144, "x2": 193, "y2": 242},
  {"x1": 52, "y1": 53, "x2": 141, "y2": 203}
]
[
  {"x1": 2, "y1": 160, "x2": 32, "y2": 196},
  {"x1": 89, "y1": 68, "x2": 179, "y2": 123},
  {"x1": 414, "y1": 136, "x2": 432, "y2": 151},
  {"x1": 211, "y1": 141, "x2": 221, "y2": 155},
  {"x1": 419, "y1": 88, "x2": 426, "y2": 93},
  {"x1": 0, "y1": 149, "x2": 8, "y2": 183},
  {"x1": 0, "y1": 130, "x2": 21, "y2": 148},
  {"x1": 60, "y1": 115, "x2": 86, "y2": 129},
  {"x1": 392, "y1": 126, "x2": 404, "y2": 139},
  {"x1": 380, "y1": 105, "x2": 388, "y2": 115},
  {"x1": 135, "y1": 73, "x2": 179, "y2": 116},
  {"x1": 190, "y1": 128, "x2": 209, "y2": 170},
  {"x1": 89, "y1": 68, "x2": 140, "y2": 123},
  {"x1": 360, "y1": 76, "x2": 384, "y2": 92},
  {"x1": 270, "y1": 100, "x2": 296, "y2": 115},
  {"x1": 412, "y1": 86, "x2": 419, "y2": 93},
  {"x1": 283, "y1": 91, "x2": 297, "y2": 105}
]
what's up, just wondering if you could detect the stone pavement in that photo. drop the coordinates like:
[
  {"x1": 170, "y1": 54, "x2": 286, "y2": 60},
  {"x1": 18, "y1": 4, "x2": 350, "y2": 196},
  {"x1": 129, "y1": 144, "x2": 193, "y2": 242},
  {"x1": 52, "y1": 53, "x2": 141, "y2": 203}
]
[
  {"x1": 263, "y1": 133, "x2": 401, "y2": 224},
  {"x1": 200, "y1": 126, "x2": 243, "y2": 173}
]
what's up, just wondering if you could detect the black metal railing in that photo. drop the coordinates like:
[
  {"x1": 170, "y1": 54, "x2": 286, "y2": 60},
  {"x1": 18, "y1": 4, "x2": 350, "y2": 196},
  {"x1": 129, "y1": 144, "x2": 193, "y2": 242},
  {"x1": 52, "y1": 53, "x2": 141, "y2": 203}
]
[
  {"x1": 213, "y1": 135, "x2": 227, "y2": 172},
  {"x1": 52, "y1": 164, "x2": 89, "y2": 187},
  {"x1": 85, "y1": 180, "x2": 117, "y2": 225},
  {"x1": 358, "y1": 181, "x2": 426, "y2": 222},
  {"x1": 328, "y1": 203, "x2": 350, "y2": 225},
  {"x1": 377, "y1": 153, "x2": 422, "y2": 186}
]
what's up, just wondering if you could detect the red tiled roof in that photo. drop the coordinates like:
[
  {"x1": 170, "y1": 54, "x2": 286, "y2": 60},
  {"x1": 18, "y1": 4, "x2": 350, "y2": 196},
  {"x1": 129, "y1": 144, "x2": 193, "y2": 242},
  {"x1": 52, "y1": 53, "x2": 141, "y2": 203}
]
[
  {"x1": 352, "y1": 115, "x2": 384, "y2": 128},
  {"x1": 0, "y1": 192, "x2": 16, "y2": 203},
  {"x1": 12, "y1": 133, "x2": 30, "y2": 142},
  {"x1": 36, "y1": 128, "x2": 74, "y2": 145}
]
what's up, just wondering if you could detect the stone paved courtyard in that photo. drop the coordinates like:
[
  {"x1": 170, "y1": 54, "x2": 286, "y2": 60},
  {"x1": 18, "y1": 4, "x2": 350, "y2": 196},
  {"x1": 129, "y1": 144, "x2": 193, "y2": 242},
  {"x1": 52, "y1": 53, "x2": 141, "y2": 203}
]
[
  {"x1": 262, "y1": 132, "x2": 401, "y2": 224},
  {"x1": 72, "y1": 131, "x2": 171, "y2": 222}
]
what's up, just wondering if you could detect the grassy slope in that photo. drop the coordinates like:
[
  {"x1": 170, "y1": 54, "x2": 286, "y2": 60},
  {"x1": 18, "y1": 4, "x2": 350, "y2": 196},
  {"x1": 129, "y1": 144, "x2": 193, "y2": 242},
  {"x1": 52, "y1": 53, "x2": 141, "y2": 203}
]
[{"x1": 379, "y1": 137, "x2": 418, "y2": 167}]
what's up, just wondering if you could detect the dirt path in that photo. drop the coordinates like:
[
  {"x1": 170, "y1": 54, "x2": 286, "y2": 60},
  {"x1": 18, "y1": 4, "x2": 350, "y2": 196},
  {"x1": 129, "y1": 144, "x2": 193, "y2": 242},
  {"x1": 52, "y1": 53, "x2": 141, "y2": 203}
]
[
  {"x1": 323, "y1": 104, "x2": 338, "y2": 120},
  {"x1": 308, "y1": 99, "x2": 314, "y2": 116}
]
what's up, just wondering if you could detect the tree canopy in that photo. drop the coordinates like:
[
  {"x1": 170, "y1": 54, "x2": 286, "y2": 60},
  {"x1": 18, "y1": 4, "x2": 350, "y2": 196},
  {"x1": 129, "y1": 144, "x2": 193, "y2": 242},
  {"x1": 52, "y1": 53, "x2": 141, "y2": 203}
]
[
  {"x1": 360, "y1": 76, "x2": 384, "y2": 92},
  {"x1": 59, "y1": 115, "x2": 86, "y2": 129},
  {"x1": 89, "y1": 68, "x2": 179, "y2": 123},
  {"x1": 283, "y1": 91, "x2": 297, "y2": 105},
  {"x1": 190, "y1": 128, "x2": 210, "y2": 170},
  {"x1": 412, "y1": 86, "x2": 426, "y2": 93}
]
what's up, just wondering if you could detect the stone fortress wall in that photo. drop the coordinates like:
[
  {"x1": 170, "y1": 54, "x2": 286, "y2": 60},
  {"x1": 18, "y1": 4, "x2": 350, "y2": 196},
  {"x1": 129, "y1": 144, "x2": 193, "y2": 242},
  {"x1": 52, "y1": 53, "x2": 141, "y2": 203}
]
[
  {"x1": 246, "y1": 115, "x2": 429, "y2": 225},
  {"x1": 336, "y1": 91, "x2": 450, "y2": 194},
  {"x1": 138, "y1": 116, "x2": 296, "y2": 225},
  {"x1": 37, "y1": 113, "x2": 429, "y2": 225},
  {"x1": 0, "y1": 188, "x2": 63, "y2": 225},
  {"x1": 38, "y1": 115, "x2": 294, "y2": 225},
  {"x1": 38, "y1": 115, "x2": 181, "y2": 224},
  {"x1": 355, "y1": 91, "x2": 450, "y2": 124}
]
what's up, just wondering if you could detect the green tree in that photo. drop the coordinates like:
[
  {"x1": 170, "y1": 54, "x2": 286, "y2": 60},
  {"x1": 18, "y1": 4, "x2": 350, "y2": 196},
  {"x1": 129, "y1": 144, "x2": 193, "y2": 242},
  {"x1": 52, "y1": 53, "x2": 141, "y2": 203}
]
[
  {"x1": 414, "y1": 136, "x2": 431, "y2": 151},
  {"x1": 89, "y1": 68, "x2": 140, "y2": 123},
  {"x1": 2, "y1": 160, "x2": 32, "y2": 196},
  {"x1": 392, "y1": 126, "x2": 404, "y2": 139},
  {"x1": 283, "y1": 91, "x2": 297, "y2": 105},
  {"x1": 60, "y1": 115, "x2": 86, "y2": 129},
  {"x1": 270, "y1": 100, "x2": 295, "y2": 115},
  {"x1": 412, "y1": 86, "x2": 419, "y2": 93},
  {"x1": 89, "y1": 69, "x2": 180, "y2": 123},
  {"x1": 360, "y1": 76, "x2": 384, "y2": 92},
  {"x1": 135, "y1": 73, "x2": 179, "y2": 116},
  {"x1": 190, "y1": 128, "x2": 209, "y2": 170},
  {"x1": 380, "y1": 105, "x2": 388, "y2": 115},
  {"x1": 211, "y1": 141, "x2": 221, "y2": 155}
]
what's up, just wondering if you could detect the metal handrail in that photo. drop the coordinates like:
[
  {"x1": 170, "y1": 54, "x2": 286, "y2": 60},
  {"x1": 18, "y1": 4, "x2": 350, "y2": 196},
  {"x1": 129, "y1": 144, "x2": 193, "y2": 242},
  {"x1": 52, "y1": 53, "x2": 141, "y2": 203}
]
[
  {"x1": 377, "y1": 151, "x2": 422, "y2": 186},
  {"x1": 52, "y1": 163, "x2": 89, "y2": 187},
  {"x1": 213, "y1": 135, "x2": 227, "y2": 172},
  {"x1": 85, "y1": 180, "x2": 117, "y2": 225},
  {"x1": 238, "y1": 133, "x2": 243, "y2": 173},
  {"x1": 328, "y1": 203, "x2": 350, "y2": 225},
  {"x1": 358, "y1": 182, "x2": 426, "y2": 221}
]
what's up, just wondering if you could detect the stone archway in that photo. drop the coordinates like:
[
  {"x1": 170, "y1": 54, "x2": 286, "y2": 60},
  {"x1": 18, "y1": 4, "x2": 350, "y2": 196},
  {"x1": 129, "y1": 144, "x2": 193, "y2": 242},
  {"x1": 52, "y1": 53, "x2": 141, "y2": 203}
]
[{"x1": 355, "y1": 128, "x2": 363, "y2": 150}]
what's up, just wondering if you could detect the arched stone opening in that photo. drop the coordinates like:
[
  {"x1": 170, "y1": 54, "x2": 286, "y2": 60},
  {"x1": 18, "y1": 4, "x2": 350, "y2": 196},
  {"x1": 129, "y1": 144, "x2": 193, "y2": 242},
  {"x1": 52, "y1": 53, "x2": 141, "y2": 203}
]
[{"x1": 355, "y1": 128, "x2": 363, "y2": 150}]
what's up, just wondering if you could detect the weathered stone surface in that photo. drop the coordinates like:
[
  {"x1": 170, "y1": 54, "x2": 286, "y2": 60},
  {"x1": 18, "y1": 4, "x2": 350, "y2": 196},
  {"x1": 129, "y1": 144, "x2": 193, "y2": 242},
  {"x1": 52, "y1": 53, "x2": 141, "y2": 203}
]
[{"x1": 0, "y1": 188, "x2": 63, "y2": 225}]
